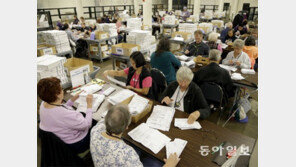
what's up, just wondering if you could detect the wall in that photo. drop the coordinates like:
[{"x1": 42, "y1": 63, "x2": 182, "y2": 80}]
[{"x1": 188, "y1": 0, "x2": 258, "y2": 8}]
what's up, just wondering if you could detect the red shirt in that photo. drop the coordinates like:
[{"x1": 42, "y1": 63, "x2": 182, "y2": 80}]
[{"x1": 124, "y1": 68, "x2": 152, "y2": 89}]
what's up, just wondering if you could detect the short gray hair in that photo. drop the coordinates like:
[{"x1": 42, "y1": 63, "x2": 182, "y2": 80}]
[
  {"x1": 208, "y1": 32, "x2": 219, "y2": 42},
  {"x1": 225, "y1": 22, "x2": 232, "y2": 28},
  {"x1": 105, "y1": 104, "x2": 131, "y2": 135},
  {"x1": 176, "y1": 66, "x2": 194, "y2": 82},
  {"x1": 209, "y1": 49, "x2": 221, "y2": 61},
  {"x1": 233, "y1": 39, "x2": 245, "y2": 49}
]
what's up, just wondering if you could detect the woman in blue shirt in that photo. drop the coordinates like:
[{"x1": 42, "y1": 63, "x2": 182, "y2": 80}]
[{"x1": 150, "y1": 38, "x2": 181, "y2": 84}]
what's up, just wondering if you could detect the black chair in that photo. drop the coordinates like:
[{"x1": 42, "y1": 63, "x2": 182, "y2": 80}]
[
  {"x1": 150, "y1": 68, "x2": 167, "y2": 101},
  {"x1": 38, "y1": 128, "x2": 86, "y2": 167},
  {"x1": 199, "y1": 82, "x2": 225, "y2": 124}
]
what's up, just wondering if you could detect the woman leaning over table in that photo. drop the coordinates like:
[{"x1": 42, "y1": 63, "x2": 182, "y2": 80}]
[
  {"x1": 103, "y1": 51, "x2": 153, "y2": 98},
  {"x1": 38, "y1": 77, "x2": 95, "y2": 154},
  {"x1": 160, "y1": 67, "x2": 210, "y2": 124},
  {"x1": 222, "y1": 39, "x2": 251, "y2": 69}
]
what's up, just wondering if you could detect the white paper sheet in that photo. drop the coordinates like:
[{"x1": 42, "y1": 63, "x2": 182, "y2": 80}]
[
  {"x1": 146, "y1": 105, "x2": 175, "y2": 131},
  {"x1": 181, "y1": 60, "x2": 195, "y2": 68},
  {"x1": 128, "y1": 123, "x2": 171, "y2": 154},
  {"x1": 176, "y1": 55, "x2": 190, "y2": 61},
  {"x1": 174, "y1": 118, "x2": 202, "y2": 130},
  {"x1": 166, "y1": 138, "x2": 188, "y2": 158},
  {"x1": 80, "y1": 84, "x2": 103, "y2": 94},
  {"x1": 107, "y1": 89, "x2": 135, "y2": 105},
  {"x1": 231, "y1": 73, "x2": 245, "y2": 80},
  {"x1": 219, "y1": 64, "x2": 237, "y2": 72},
  {"x1": 107, "y1": 75, "x2": 126, "y2": 87},
  {"x1": 76, "y1": 94, "x2": 105, "y2": 113},
  {"x1": 103, "y1": 87, "x2": 116, "y2": 96},
  {"x1": 241, "y1": 69, "x2": 255, "y2": 75},
  {"x1": 128, "y1": 94, "x2": 149, "y2": 115}
]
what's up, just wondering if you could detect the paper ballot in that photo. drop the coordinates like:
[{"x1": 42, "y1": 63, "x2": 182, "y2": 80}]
[
  {"x1": 128, "y1": 123, "x2": 171, "y2": 154},
  {"x1": 219, "y1": 64, "x2": 237, "y2": 72},
  {"x1": 166, "y1": 138, "x2": 188, "y2": 158},
  {"x1": 103, "y1": 87, "x2": 116, "y2": 96},
  {"x1": 176, "y1": 55, "x2": 190, "y2": 61},
  {"x1": 76, "y1": 94, "x2": 105, "y2": 113},
  {"x1": 231, "y1": 73, "x2": 245, "y2": 80},
  {"x1": 107, "y1": 89, "x2": 135, "y2": 105},
  {"x1": 181, "y1": 60, "x2": 195, "y2": 68},
  {"x1": 174, "y1": 118, "x2": 202, "y2": 130},
  {"x1": 128, "y1": 94, "x2": 149, "y2": 115},
  {"x1": 146, "y1": 105, "x2": 175, "y2": 131},
  {"x1": 241, "y1": 69, "x2": 256, "y2": 75},
  {"x1": 107, "y1": 75, "x2": 126, "y2": 87}
]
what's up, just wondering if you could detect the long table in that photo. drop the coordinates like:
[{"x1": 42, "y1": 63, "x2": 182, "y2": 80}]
[{"x1": 63, "y1": 80, "x2": 256, "y2": 166}]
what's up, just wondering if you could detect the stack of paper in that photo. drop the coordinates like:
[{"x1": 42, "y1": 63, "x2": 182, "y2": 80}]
[
  {"x1": 80, "y1": 84, "x2": 102, "y2": 94},
  {"x1": 146, "y1": 105, "x2": 175, "y2": 131},
  {"x1": 181, "y1": 60, "x2": 195, "y2": 68},
  {"x1": 128, "y1": 94, "x2": 149, "y2": 115},
  {"x1": 127, "y1": 30, "x2": 155, "y2": 50},
  {"x1": 198, "y1": 23, "x2": 213, "y2": 34},
  {"x1": 128, "y1": 123, "x2": 171, "y2": 154},
  {"x1": 174, "y1": 118, "x2": 202, "y2": 130},
  {"x1": 163, "y1": 15, "x2": 176, "y2": 25},
  {"x1": 107, "y1": 75, "x2": 126, "y2": 87},
  {"x1": 231, "y1": 73, "x2": 245, "y2": 80},
  {"x1": 173, "y1": 37, "x2": 184, "y2": 41},
  {"x1": 103, "y1": 87, "x2": 116, "y2": 96},
  {"x1": 219, "y1": 64, "x2": 237, "y2": 72},
  {"x1": 127, "y1": 18, "x2": 142, "y2": 30},
  {"x1": 204, "y1": 10, "x2": 213, "y2": 20},
  {"x1": 176, "y1": 55, "x2": 190, "y2": 61},
  {"x1": 39, "y1": 30, "x2": 71, "y2": 53},
  {"x1": 37, "y1": 55, "x2": 68, "y2": 84},
  {"x1": 179, "y1": 23, "x2": 198, "y2": 34},
  {"x1": 166, "y1": 138, "x2": 188, "y2": 158},
  {"x1": 107, "y1": 89, "x2": 135, "y2": 105},
  {"x1": 211, "y1": 20, "x2": 224, "y2": 28},
  {"x1": 76, "y1": 94, "x2": 105, "y2": 113},
  {"x1": 241, "y1": 69, "x2": 256, "y2": 74}
]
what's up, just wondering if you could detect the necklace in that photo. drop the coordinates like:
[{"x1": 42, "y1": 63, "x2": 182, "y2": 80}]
[
  {"x1": 174, "y1": 87, "x2": 188, "y2": 108},
  {"x1": 106, "y1": 131, "x2": 122, "y2": 140}
]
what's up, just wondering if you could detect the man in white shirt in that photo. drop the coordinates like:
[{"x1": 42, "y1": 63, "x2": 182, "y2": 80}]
[{"x1": 222, "y1": 39, "x2": 251, "y2": 69}]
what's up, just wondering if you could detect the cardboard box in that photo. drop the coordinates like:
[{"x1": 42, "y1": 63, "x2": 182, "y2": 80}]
[
  {"x1": 111, "y1": 43, "x2": 141, "y2": 57},
  {"x1": 120, "y1": 95, "x2": 153, "y2": 123},
  {"x1": 101, "y1": 44, "x2": 108, "y2": 52},
  {"x1": 141, "y1": 25, "x2": 150, "y2": 30},
  {"x1": 90, "y1": 44, "x2": 99, "y2": 55},
  {"x1": 102, "y1": 49, "x2": 111, "y2": 58},
  {"x1": 172, "y1": 31, "x2": 193, "y2": 41},
  {"x1": 194, "y1": 56, "x2": 210, "y2": 66},
  {"x1": 95, "y1": 31, "x2": 109, "y2": 40},
  {"x1": 64, "y1": 58, "x2": 94, "y2": 76},
  {"x1": 163, "y1": 28, "x2": 176, "y2": 36},
  {"x1": 37, "y1": 44, "x2": 57, "y2": 56}
]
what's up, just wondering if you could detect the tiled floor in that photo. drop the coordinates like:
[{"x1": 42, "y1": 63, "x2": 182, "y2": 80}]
[{"x1": 37, "y1": 57, "x2": 258, "y2": 166}]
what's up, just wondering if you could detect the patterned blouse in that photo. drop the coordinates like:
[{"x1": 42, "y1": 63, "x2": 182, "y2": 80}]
[{"x1": 90, "y1": 120, "x2": 143, "y2": 167}]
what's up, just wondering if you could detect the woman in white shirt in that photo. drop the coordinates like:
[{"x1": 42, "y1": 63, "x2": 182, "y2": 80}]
[{"x1": 222, "y1": 39, "x2": 251, "y2": 69}]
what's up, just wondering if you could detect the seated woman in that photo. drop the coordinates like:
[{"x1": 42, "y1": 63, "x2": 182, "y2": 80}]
[
  {"x1": 73, "y1": 15, "x2": 79, "y2": 25},
  {"x1": 103, "y1": 51, "x2": 153, "y2": 97},
  {"x1": 222, "y1": 39, "x2": 251, "y2": 69},
  {"x1": 90, "y1": 104, "x2": 180, "y2": 167},
  {"x1": 222, "y1": 29, "x2": 237, "y2": 43},
  {"x1": 243, "y1": 36, "x2": 258, "y2": 69},
  {"x1": 234, "y1": 23, "x2": 248, "y2": 36},
  {"x1": 150, "y1": 38, "x2": 181, "y2": 84},
  {"x1": 220, "y1": 22, "x2": 233, "y2": 42},
  {"x1": 160, "y1": 67, "x2": 210, "y2": 124},
  {"x1": 38, "y1": 77, "x2": 94, "y2": 154},
  {"x1": 207, "y1": 32, "x2": 223, "y2": 52},
  {"x1": 193, "y1": 49, "x2": 234, "y2": 98}
]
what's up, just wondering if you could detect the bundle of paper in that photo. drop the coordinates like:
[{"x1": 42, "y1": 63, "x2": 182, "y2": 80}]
[
  {"x1": 107, "y1": 75, "x2": 126, "y2": 87},
  {"x1": 174, "y1": 118, "x2": 202, "y2": 130},
  {"x1": 231, "y1": 73, "x2": 245, "y2": 80},
  {"x1": 163, "y1": 15, "x2": 176, "y2": 25},
  {"x1": 219, "y1": 64, "x2": 237, "y2": 72},
  {"x1": 39, "y1": 30, "x2": 71, "y2": 53},
  {"x1": 107, "y1": 89, "x2": 135, "y2": 105},
  {"x1": 127, "y1": 18, "x2": 142, "y2": 30},
  {"x1": 76, "y1": 94, "x2": 105, "y2": 113},
  {"x1": 128, "y1": 94, "x2": 149, "y2": 115},
  {"x1": 181, "y1": 60, "x2": 195, "y2": 68},
  {"x1": 103, "y1": 87, "x2": 116, "y2": 96},
  {"x1": 173, "y1": 37, "x2": 184, "y2": 41},
  {"x1": 128, "y1": 123, "x2": 171, "y2": 154},
  {"x1": 241, "y1": 69, "x2": 256, "y2": 75},
  {"x1": 80, "y1": 84, "x2": 102, "y2": 94},
  {"x1": 146, "y1": 105, "x2": 175, "y2": 131},
  {"x1": 178, "y1": 23, "x2": 198, "y2": 34},
  {"x1": 166, "y1": 138, "x2": 188, "y2": 158},
  {"x1": 176, "y1": 55, "x2": 190, "y2": 61}
]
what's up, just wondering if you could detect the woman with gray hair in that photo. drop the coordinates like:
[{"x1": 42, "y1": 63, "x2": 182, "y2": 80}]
[
  {"x1": 222, "y1": 39, "x2": 251, "y2": 69},
  {"x1": 90, "y1": 104, "x2": 180, "y2": 167},
  {"x1": 160, "y1": 67, "x2": 210, "y2": 124}
]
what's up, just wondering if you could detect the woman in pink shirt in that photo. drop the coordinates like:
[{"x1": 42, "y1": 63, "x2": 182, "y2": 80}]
[
  {"x1": 103, "y1": 51, "x2": 152, "y2": 97},
  {"x1": 38, "y1": 77, "x2": 94, "y2": 154}
]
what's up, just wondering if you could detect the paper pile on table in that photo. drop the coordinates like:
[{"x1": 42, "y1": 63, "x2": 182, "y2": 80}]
[
  {"x1": 178, "y1": 23, "x2": 198, "y2": 34},
  {"x1": 174, "y1": 118, "x2": 202, "y2": 130},
  {"x1": 176, "y1": 55, "x2": 190, "y2": 61},
  {"x1": 40, "y1": 30, "x2": 71, "y2": 53},
  {"x1": 219, "y1": 64, "x2": 237, "y2": 72},
  {"x1": 128, "y1": 94, "x2": 149, "y2": 115},
  {"x1": 127, "y1": 18, "x2": 142, "y2": 30},
  {"x1": 204, "y1": 10, "x2": 213, "y2": 20},
  {"x1": 163, "y1": 15, "x2": 176, "y2": 25},
  {"x1": 146, "y1": 105, "x2": 175, "y2": 131},
  {"x1": 37, "y1": 55, "x2": 68, "y2": 84},
  {"x1": 198, "y1": 23, "x2": 213, "y2": 34},
  {"x1": 119, "y1": 13, "x2": 130, "y2": 21},
  {"x1": 128, "y1": 123, "x2": 171, "y2": 154},
  {"x1": 102, "y1": 23, "x2": 118, "y2": 37},
  {"x1": 85, "y1": 19, "x2": 96, "y2": 26},
  {"x1": 166, "y1": 138, "x2": 188, "y2": 158},
  {"x1": 181, "y1": 60, "x2": 195, "y2": 68},
  {"x1": 213, "y1": 11, "x2": 225, "y2": 18},
  {"x1": 127, "y1": 30, "x2": 155, "y2": 51},
  {"x1": 107, "y1": 89, "x2": 135, "y2": 105},
  {"x1": 76, "y1": 93, "x2": 105, "y2": 113},
  {"x1": 231, "y1": 73, "x2": 245, "y2": 80},
  {"x1": 241, "y1": 69, "x2": 256, "y2": 75},
  {"x1": 212, "y1": 20, "x2": 224, "y2": 29}
]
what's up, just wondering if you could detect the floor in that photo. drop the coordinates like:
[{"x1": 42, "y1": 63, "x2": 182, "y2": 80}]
[{"x1": 37, "y1": 56, "x2": 258, "y2": 167}]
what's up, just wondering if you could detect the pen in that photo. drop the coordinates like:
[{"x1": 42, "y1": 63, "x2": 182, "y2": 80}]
[
  {"x1": 211, "y1": 141, "x2": 226, "y2": 154},
  {"x1": 72, "y1": 85, "x2": 82, "y2": 90}
]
